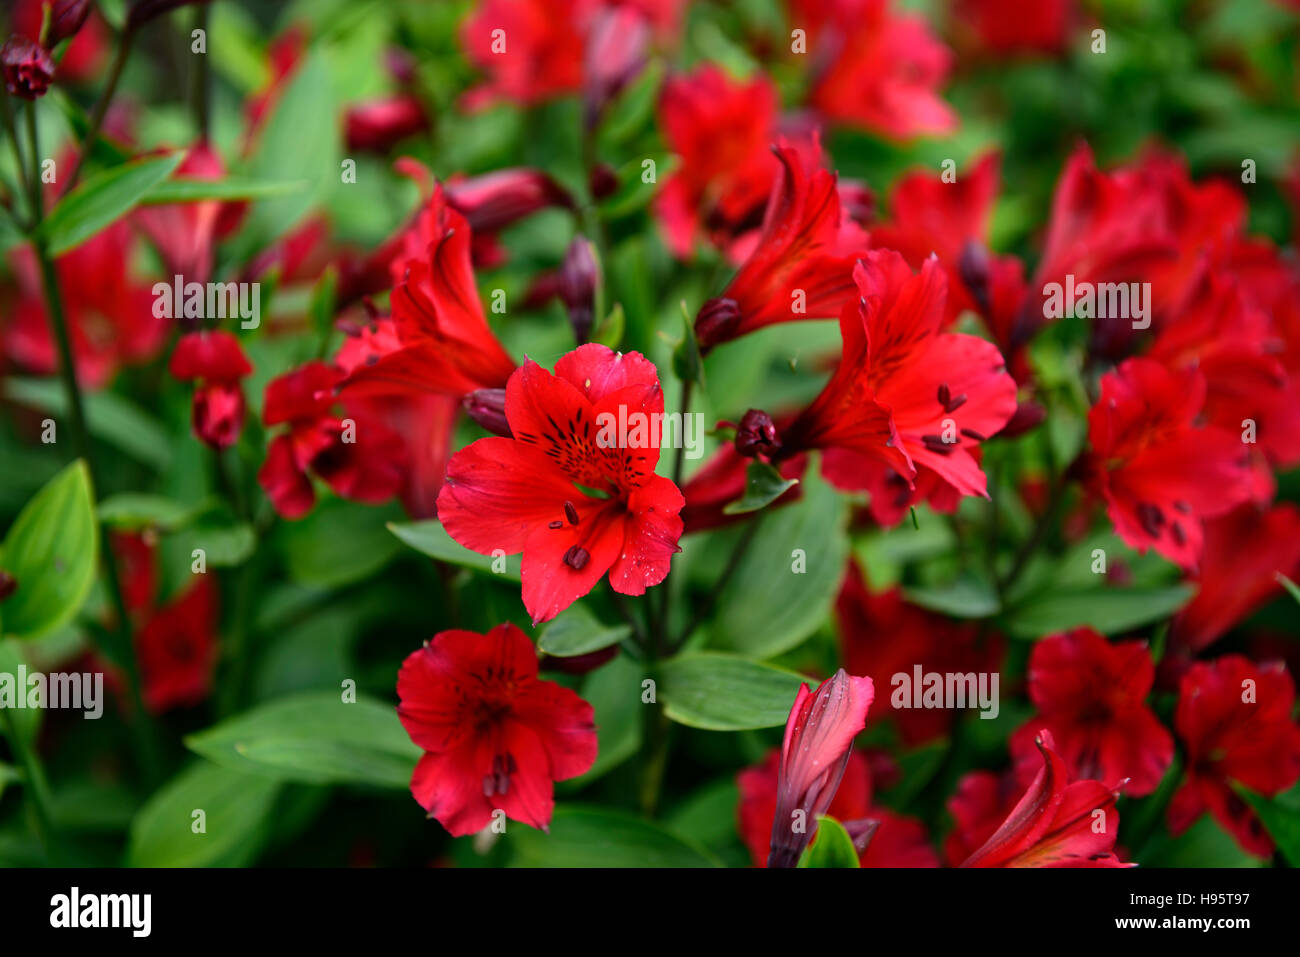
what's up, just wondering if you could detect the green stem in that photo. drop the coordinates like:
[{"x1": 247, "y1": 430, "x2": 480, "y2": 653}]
[
  {"x1": 33, "y1": 237, "x2": 162, "y2": 785},
  {"x1": 0, "y1": 708, "x2": 58, "y2": 863},
  {"x1": 0, "y1": 94, "x2": 33, "y2": 229},
  {"x1": 24, "y1": 101, "x2": 41, "y2": 222},
  {"x1": 67, "y1": 30, "x2": 133, "y2": 189},
  {"x1": 190, "y1": 5, "x2": 211, "y2": 138}
]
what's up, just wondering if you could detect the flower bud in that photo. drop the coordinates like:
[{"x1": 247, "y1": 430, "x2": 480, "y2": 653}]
[
  {"x1": 694, "y1": 297, "x2": 742, "y2": 350},
  {"x1": 2, "y1": 36, "x2": 55, "y2": 99},
  {"x1": 734, "y1": 409, "x2": 778, "y2": 458},
  {"x1": 48, "y1": 0, "x2": 94, "y2": 46},
  {"x1": 445, "y1": 168, "x2": 572, "y2": 234},
  {"x1": 344, "y1": 94, "x2": 429, "y2": 153},
  {"x1": 463, "y1": 388, "x2": 511, "y2": 437},
  {"x1": 559, "y1": 237, "x2": 598, "y2": 343},
  {"x1": 0, "y1": 569, "x2": 17, "y2": 602}
]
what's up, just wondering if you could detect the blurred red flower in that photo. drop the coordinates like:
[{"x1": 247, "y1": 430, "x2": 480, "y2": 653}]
[{"x1": 169, "y1": 331, "x2": 252, "y2": 450}]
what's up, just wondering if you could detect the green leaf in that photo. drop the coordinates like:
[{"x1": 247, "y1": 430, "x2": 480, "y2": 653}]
[
  {"x1": 40, "y1": 153, "x2": 184, "y2": 255},
  {"x1": 537, "y1": 603, "x2": 630, "y2": 658},
  {"x1": 508, "y1": 806, "x2": 720, "y2": 867},
  {"x1": 711, "y1": 467, "x2": 849, "y2": 658},
  {"x1": 798, "y1": 816, "x2": 860, "y2": 868},
  {"x1": 0, "y1": 641, "x2": 40, "y2": 746},
  {"x1": 279, "y1": 499, "x2": 399, "y2": 587},
  {"x1": 566, "y1": 653, "x2": 643, "y2": 787},
  {"x1": 660, "y1": 653, "x2": 807, "y2": 731},
  {"x1": 591, "y1": 302, "x2": 625, "y2": 349},
  {"x1": 139, "y1": 177, "x2": 309, "y2": 205},
  {"x1": 308, "y1": 266, "x2": 339, "y2": 344},
  {"x1": 1002, "y1": 585, "x2": 1195, "y2": 639},
  {"x1": 723, "y1": 460, "x2": 799, "y2": 515},
  {"x1": 1, "y1": 460, "x2": 97, "y2": 641},
  {"x1": 184, "y1": 691, "x2": 419, "y2": 789},
  {"x1": 905, "y1": 575, "x2": 1001, "y2": 619},
  {"x1": 1236, "y1": 786, "x2": 1300, "y2": 867},
  {"x1": 601, "y1": 153, "x2": 678, "y2": 219},
  {"x1": 4, "y1": 378, "x2": 172, "y2": 471},
  {"x1": 387, "y1": 520, "x2": 522, "y2": 581},
  {"x1": 126, "y1": 761, "x2": 282, "y2": 867},
  {"x1": 175, "y1": 521, "x2": 256, "y2": 568},
  {"x1": 98, "y1": 493, "x2": 212, "y2": 532},
  {"x1": 672, "y1": 303, "x2": 703, "y2": 384}
]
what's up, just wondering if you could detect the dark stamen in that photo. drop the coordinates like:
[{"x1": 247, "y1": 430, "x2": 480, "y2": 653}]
[
  {"x1": 548, "y1": 520, "x2": 564, "y2": 529},
  {"x1": 564, "y1": 501, "x2": 579, "y2": 525},
  {"x1": 563, "y1": 546, "x2": 590, "y2": 570},
  {"x1": 1136, "y1": 502, "x2": 1165, "y2": 538},
  {"x1": 960, "y1": 428, "x2": 987, "y2": 442}
]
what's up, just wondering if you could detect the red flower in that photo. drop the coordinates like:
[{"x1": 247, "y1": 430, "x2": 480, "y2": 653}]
[
  {"x1": 257, "y1": 361, "x2": 407, "y2": 519},
  {"x1": 960, "y1": 731, "x2": 1131, "y2": 867},
  {"x1": 1149, "y1": 273, "x2": 1300, "y2": 491},
  {"x1": 396, "y1": 623, "x2": 597, "y2": 836},
  {"x1": 798, "y1": 0, "x2": 956, "y2": 139},
  {"x1": 1009, "y1": 628, "x2": 1172, "y2": 797},
  {"x1": 344, "y1": 94, "x2": 430, "y2": 152},
  {"x1": 12, "y1": 0, "x2": 107, "y2": 84},
  {"x1": 136, "y1": 577, "x2": 220, "y2": 714},
  {"x1": 949, "y1": 0, "x2": 1074, "y2": 57},
  {"x1": 943, "y1": 769, "x2": 1023, "y2": 866},
  {"x1": 460, "y1": 0, "x2": 585, "y2": 107},
  {"x1": 1, "y1": 36, "x2": 54, "y2": 98},
  {"x1": 339, "y1": 184, "x2": 516, "y2": 400},
  {"x1": 436, "y1": 344, "x2": 684, "y2": 624},
  {"x1": 1169, "y1": 656, "x2": 1300, "y2": 857},
  {"x1": 134, "y1": 140, "x2": 242, "y2": 284},
  {"x1": 835, "y1": 561, "x2": 1004, "y2": 745},
  {"x1": 694, "y1": 140, "x2": 869, "y2": 351},
  {"x1": 778, "y1": 250, "x2": 1018, "y2": 503},
  {"x1": 1169, "y1": 503, "x2": 1300, "y2": 659},
  {"x1": 654, "y1": 65, "x2": 785, "y2": 260},
  {"x1": 764, "y1": 668, "x2": 875, "y2": 867},
  {"x1": 4, "y1": 221, "x2": 165, "y2": 388},
  {"x1": 868, "y1": 151, "x2": 1026, "y2": 332},
  {"x1": 1085, "y1": 357, "x2": 1253, "y2": 570},
  {"x1": 738, "y1": 749, "x2": 938, "y2": 867},
  {"x1": 169, "y1": 331, "x2": 252, "y2": 450}
]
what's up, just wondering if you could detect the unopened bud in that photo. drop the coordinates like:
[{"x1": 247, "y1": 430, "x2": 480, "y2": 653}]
[
  {"x1": 734, "y1": 409, "x2": 778, "y2": 458},
  {"x1": 694, "y1": 297, "x2": 742, "y2": 350},
  {"x1": 48, "y1": 0, "x2": 94, "y2": 46},
  {"x1": 559, "y1": 237, "x2": 599, "y2": 343},
  {"x1": 463, "y1": 388, "x2": 511, "y2": 437},
  {"x1": 2, "y1": 36, "x2": 54, "y2": 99}
]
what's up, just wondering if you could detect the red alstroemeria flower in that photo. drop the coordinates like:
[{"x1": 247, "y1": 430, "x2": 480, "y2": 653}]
[
  {"x1": 340, "y1": 184, "x2": 516, "y2": 400},
  {"x1": 765, "y1": 668, "x2": 875, "y2": 867},
  {"x1": 459, "y1": 0, "x2": 680, "y2": 110},
  {"x1": 835, "y1": 561, "x2": 1004, "y2": 745},
  {"x1": 1169, "y1": 503, "x2": 1300, "y2": 661},
  {"x1": 344, "y1": 94, "x2": 430, "y2": 152},
  {"x1": 943, "y1": 769, "x2": 1023, "y2": 866},
  {"x1": 654, "y1": 64, "x2": 785, "y2": 260},
  {"x1": 1011, "y1": 143, "x2": 1180, "y2": 352},
  {"x1": 1085, "y1": 357, "x2": 1253, "y2": 571},
  {"x1": 396, "y1": 623, "x2": 597, "y2": 836},
  {"x1": 4, "y1": 221, "x2": 165, "y2": 388},
  {"x1": 1009, "y1": 628, "x2": 1172, "y2": 797},
  {"x1": 693, "y1": 140, "x2": 868, "y2": 352},
  {"x1": 12, "y1": 0, "x2": 108, "y2": 84},
  {"x1": 738, "y1": 748, "x2": 938, "y2": 867},
  {"x1": 134, "y1": 140, "x2": 243, "y2": 284},
  {"x1": 949, "y1": 0, "x2": 1074, "y2": 57},
  {"x1": 257, "y1": 361, "x2": 407, "y2": 519},
  {"x1": 169, "y1": 331, "x2": 252, "y2": 450},
  {"x1": 778, "y1": 250, "x2": 1019, "y2": 504},
  {"x1": 333, "y1": 319, "x2": 461, "y2": 519},
  {"x1": 796, "y1": 0, "x2": 956, "y2": 139},
  {"x1": 136, "y1": 576, "x2": 220, "y2": 714},
  {"x1": 1149, "y1": 274, "x2": 1300, "y2": 494},
  {"x1": 1169, "y1": 656, "x2": 1300, "y2": 857},
  {"x1": 960, "y1": 731, "x2": 1132, "y2": 867},
  {"x1": 866, "y1": 151, "x2": 1031, "y2": 355},
  {"x1": 437, "y1": 344, "x2": 684, "y2": 624}
]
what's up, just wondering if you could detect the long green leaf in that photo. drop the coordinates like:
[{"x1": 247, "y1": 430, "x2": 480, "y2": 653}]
[{"x1": 41, "y1": 153, "x2": 183, "y2": 255}]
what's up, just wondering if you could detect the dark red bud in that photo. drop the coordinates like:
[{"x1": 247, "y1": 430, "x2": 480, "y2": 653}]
[
  {"x1": 0, "y1": 569, "x2": 16, "y2": 601},
  {"x1": 694, "y1": 297, "x2": 742, "y2": 351},
  {"x1": 2, "y1": 36, "x2": 55, "y2": 99},
  {"x1": 463, "y1": 388, "x2": 511, "y2": 437},
  {"x1": 959, "y1": 240, "x2": 992, "y2": 316},
  {"x1": 48, "y1": 0, "x2": 94, "y2": 46},
  {"x1": 126, "y1": 0, "x2": 211, "y2": 32},
  {"x1": 735, "y1": 409, "x2": 778, "y2": 458},
  {"x1": 589, "y1": 163, "x2": 618, "y2": 201},
  {"x1": 560, "y1": 237, "x2": 598, "y2": 343},
  {"x1": 1000, "y1": 399, "x2": 1046, "y2": 438}
]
